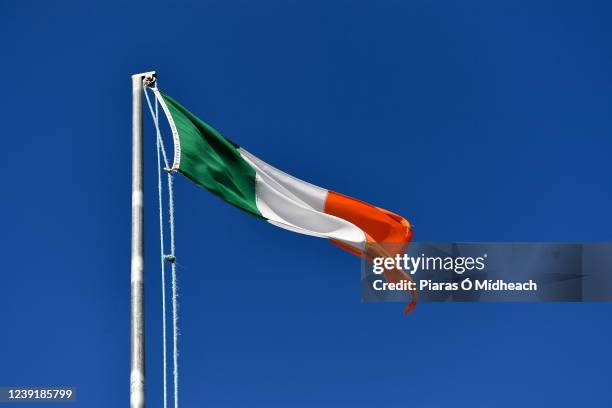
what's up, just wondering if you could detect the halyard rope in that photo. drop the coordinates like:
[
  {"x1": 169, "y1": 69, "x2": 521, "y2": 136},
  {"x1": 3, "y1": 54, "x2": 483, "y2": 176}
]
[{"x1": 144, "y1": 85, "x2": 179, "y2": 408}]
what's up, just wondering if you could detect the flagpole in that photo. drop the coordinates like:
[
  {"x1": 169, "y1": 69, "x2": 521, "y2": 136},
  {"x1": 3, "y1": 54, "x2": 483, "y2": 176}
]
[{"x1": 131, "y1": 71, "x2": 155, "y2": 408}]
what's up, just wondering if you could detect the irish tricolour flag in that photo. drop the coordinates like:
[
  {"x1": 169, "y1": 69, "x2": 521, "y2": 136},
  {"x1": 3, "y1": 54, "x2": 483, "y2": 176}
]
[{"x1": 151, "y1": 87, "x2": 416, "y2": 311}]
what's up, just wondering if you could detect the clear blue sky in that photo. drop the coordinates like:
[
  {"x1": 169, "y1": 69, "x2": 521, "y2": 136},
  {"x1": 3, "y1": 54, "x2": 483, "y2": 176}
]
[{"x1": 1, "y1": 1, "x2": 611, "y2": 407}]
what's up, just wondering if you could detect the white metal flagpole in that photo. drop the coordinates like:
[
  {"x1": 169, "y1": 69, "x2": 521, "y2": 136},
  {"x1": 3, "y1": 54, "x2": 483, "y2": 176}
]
[{"x1": 130, "y1": 71, "x2": 156, "y2": 408}]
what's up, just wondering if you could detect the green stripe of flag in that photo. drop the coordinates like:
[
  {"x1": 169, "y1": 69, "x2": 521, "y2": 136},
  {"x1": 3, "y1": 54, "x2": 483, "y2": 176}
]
[{"x1": 159, "y1": 91, "x2": 262, "y2": 217}]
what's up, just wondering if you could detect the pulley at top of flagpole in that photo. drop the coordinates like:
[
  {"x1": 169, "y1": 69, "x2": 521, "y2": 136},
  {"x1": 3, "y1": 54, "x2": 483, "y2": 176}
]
[
  {"x1": 141, "y1": 71, "x2": 157, "y2": 88},
  {"x1": 132, "y1": 70, "x2": 156, "y2": 82}
]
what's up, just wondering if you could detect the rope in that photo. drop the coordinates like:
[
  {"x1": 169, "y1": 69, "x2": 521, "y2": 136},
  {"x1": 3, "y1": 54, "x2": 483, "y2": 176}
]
[
  {"x1": 144, "y1": 88, "x2": 170, "y2": 168},
  {"x1": 144, "y1": 86, "x2": 179, "y2": 408},
  {"x1": 167, "y1": 171, "x2": 179, "y2": 408},
  {"x1": 154, "y1": 94, "x2": 168, "y2": 408}
]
